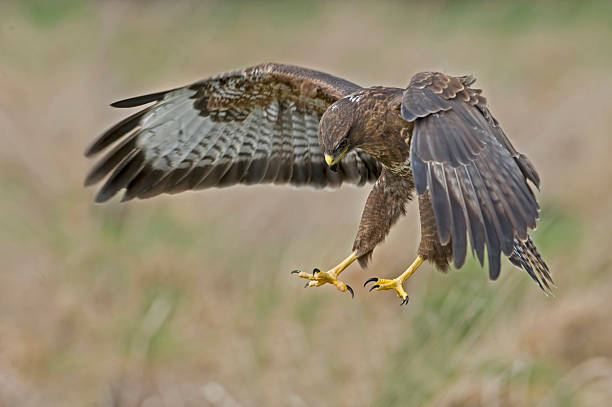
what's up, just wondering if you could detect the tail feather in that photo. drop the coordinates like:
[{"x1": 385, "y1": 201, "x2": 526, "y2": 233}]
[{"x1": 509, "y1": 236, "x2": 553, "y2": 294}]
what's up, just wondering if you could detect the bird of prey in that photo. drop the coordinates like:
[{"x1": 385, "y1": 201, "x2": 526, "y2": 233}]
[{"x1": 85, "y1": 63, "x2": 552, "y2": 304}]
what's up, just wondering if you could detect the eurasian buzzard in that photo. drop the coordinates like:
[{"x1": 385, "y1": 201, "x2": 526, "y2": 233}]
[{"x1": 85, "y1": 63, "x2": 551, "y2": 304}]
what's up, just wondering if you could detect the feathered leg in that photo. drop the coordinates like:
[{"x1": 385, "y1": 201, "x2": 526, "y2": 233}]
[
  {"x1": 416, "y1": 191, "x2": 453, "y2": 270},
  {"x1": 352, "y1": 169, "x2": 414, "y2": 266},
  {"x1": 365, "y1": 191, "x2": 451, "y2": 304},
  {"x1": 291, "y1": 168, "x2": 413, "y2": 297}
]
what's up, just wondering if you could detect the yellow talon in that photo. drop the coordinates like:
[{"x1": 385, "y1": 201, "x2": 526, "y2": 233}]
[
  {"x1": 367, "y1": 278, "x2": 409, "y2": 301},
  {"x1": 291, "y1": 252, "x2": 358, "y2": 297},
  {"x1": 364, "y1": 256, "x2": 424, "y2": 305}
]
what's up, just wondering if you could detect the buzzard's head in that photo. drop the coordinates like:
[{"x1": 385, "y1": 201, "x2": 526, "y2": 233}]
[{"x1": 318, "y1": 96, "x2": 361, "y2": 172}]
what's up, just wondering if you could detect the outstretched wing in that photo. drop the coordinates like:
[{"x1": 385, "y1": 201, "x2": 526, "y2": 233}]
[
  {"x1": 85, "y1": 63, "x2": 381, "y2": 202},
  {"x1": 403, "y1": 72, "x2": 541, "y2": 279}
]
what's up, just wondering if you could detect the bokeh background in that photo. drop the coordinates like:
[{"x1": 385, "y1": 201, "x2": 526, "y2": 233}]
[{"x1": 1, "y1": 1, "x2": 612, "y2": 406}]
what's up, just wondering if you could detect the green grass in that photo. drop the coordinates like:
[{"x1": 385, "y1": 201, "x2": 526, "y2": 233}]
[
  {"x1": 18, "y1": 0, "x2": 86, "y2": 27},
  {"x1": 375, "y1": 262, "x2": 522, "y2": 406},
  {"x1": 372, "y1": 204, "x2": 585, "y2": 406}
]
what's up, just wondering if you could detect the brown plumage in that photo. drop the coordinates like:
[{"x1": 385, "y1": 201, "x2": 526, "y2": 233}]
[{"x1": 85, "y1": 63, "x2": 552, "y2": 299}]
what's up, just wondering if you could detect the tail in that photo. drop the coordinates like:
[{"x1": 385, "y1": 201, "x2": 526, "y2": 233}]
[{"x1": 509, "y1": 236, "x2": 554, "y2": 294}]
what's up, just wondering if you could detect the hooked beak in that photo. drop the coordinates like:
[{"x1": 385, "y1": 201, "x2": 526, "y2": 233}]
[{"x1": 324, "y1": 148, "x2": 348, "y2": 172}]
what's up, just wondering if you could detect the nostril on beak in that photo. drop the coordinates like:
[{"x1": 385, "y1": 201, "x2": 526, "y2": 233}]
[{"x1": 329, "y1": 163, "x2": 338, "y2": 172}]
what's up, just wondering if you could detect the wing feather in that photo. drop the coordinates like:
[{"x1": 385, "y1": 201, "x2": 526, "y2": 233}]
[
  {"x1": 444, "y1": 167, "x2": 467, "y2": 268},
  {"x1": 458, "y1": 165, "x2": 486, "y2": 266},
  {"x1": 85, "y1": 63, "x2": 381, "y2": 201},
  {"x1": 84, "y1": 132, "x2": 139, "y2": 186},
  {"x1": 85, "y1": 106, "x2": 153, "y2": 157},
  {"x1": 428, "y1": 162, "x2": 452, "y2": 245},
  {"x1": 405, "y1": 72, "x2": 541, "y2": 279}
]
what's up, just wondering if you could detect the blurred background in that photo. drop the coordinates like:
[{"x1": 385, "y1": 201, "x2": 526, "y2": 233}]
[{"x1": 1, "y1": 1, "x2": 611, "y2": 406}]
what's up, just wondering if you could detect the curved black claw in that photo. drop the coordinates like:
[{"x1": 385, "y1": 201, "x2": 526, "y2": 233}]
[
  {"x1": 312, "y1": 268, "x2": 320, "y2": 275},
  {"x1": 400, "y1": 296, "x2": 409, "y2": 306},
  {"x1": 346, "y1": 284, "x2": 354, "y2": 298},
  {"x1": 364, "y1": 277, "x2": 379, "y2": 287},
  {"x1": 291, "y1": 269, "x2": 300, "y2": 274},
  {"x1": 369, "y1": 284, "x2": 380, "y2": 292},
  {"x1": 304, "y1": 282, "x2": 310, "y2": 288}
]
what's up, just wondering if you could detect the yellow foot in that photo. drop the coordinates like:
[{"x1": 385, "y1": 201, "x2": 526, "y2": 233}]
[
  {"x1": 291, "y1": 268, "x2": 354, "y2": 297},
  {"x1": 364, "y1": 276, "x2": 410, "y2": 305},
  {"x1": 291, "y1": 252, "x2": 358, "y2": 298},
  {"x1": 364, "y1": 256, "x2": 424, "y2": 306}
]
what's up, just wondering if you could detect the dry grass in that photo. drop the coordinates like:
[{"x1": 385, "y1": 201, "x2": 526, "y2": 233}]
[{"x1": 1, "y1": 1, "x2": 612, "y2": 406}]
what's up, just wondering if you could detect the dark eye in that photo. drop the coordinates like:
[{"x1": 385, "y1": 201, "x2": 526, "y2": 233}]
[{"x1": 337, "y1": 138, "x2": 349, "y2": 151}]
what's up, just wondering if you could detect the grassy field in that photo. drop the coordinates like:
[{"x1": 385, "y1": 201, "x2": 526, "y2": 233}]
[{"x1": 1, "y1": 1, "x2": 612, "y2": 406}]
